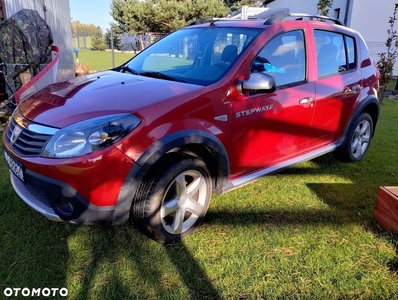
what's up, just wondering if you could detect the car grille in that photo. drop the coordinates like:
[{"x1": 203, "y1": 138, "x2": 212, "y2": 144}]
[{"x1": 4, "y1": 113, "x2": 54, "y2": 157}]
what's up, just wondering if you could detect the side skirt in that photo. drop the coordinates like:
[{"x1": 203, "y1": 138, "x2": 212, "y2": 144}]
[{"x1": 225, "y1": 144, "x2": 336, "y2": 192}]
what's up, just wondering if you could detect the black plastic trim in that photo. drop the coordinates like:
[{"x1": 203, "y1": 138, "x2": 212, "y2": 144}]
[
  {"x1": 140, "y1": 130, "x2": 228, "y2": 173},
  {"x1": 335, "y1": 95, "x2": 380, "y2": 148},
  {"x1": 264, "y1": 13, "x2": 344, "y2": 26},
  {"x1": 24, "y1": 169, "x2": 116, "y2": 224},
  {"x1": 113, "y1": 130, "x2": 230, "y2": 225}
]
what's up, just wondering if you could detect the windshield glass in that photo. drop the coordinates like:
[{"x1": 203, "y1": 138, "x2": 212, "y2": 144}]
[{"x1": 125, "y1": 27, "x2": 262, "y2": 86}]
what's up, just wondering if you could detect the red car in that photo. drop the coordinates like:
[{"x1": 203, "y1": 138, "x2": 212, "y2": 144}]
[{"x1": 2, "y1": 14, "x2": 380, "y2": 244}]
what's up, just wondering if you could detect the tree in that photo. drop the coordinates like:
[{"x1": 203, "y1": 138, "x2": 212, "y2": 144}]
[
  {"x1": 71, "y1": 21, "x2": 99, "y2": 36},
  {"x1": 377, "y1": 3, "x2": 398, "y2": 101},
  {"x1": 317, "y1": 0, "x2": 333, "y2": 15},
  {"x1": 111, "y1": 0, "x2": 154, "y2": 34},
  {"x1": 91, "y1": 27, "x2": 107, "y2": 51},
  {"x1": 111, "y1": 0, "x2": 227, "y2": 34},
  {"x1": 105, "y1": 28, "x2": 121, "y2": 51}
]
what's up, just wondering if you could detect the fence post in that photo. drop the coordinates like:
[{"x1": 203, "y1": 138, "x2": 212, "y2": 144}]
[
  {"x1": 111, "y1": 27, "x2": 115, "y2": 68},
  {"x1": 76, "y1": 33, "x2": 80, "y2": 49},
  {"x1": 83, "y1": 32, "x2": 87, "y2": 49}
]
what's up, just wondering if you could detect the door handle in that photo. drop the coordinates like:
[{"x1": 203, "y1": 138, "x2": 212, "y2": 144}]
[
  {"x1": 299, "y1": 97, "x2": 314, "y2": 104},
  {"x1": 350, "y1": 84, "x2": 361, "y2": 94},
  {"x1": 344, "y1": 84, "x2": 361, "y2": 95}
]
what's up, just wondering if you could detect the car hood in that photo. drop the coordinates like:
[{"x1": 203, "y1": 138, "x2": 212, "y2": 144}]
[{"x1": 19, "y1": 70, "x2": 203, "y2": 128}]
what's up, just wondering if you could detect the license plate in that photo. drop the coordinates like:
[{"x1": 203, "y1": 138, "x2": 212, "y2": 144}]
[{"x1": 3, "y1": 148, "x2": 25, "y2": 182}]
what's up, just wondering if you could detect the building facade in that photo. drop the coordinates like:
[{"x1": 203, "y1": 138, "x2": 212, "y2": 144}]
[
  {"x1": 266, "y1": 0, "x2": 398, "y2": 74},
  {"x1": 266, "y1": 0, "x2": 397, "y2": 42}
]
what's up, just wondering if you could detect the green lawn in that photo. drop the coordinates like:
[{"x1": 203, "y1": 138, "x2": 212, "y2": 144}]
[
  {"x1": 1, "y1": 100, "x2": 398, "y2": 299},
  {"x1": 74, "y1": 49, "x2": 134, "y2": 72},
  {"x1": 74, "y1": 50, "x2": 193, "y2": 73}
]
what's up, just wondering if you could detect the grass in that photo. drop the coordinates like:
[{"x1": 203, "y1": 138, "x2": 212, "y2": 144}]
[
  {"x1": 74, "y1": 50, "x2": 193, "y2": 73},
  {"x1": 1, "y1": 100, "x2": 398, "y2": 299},
  {"x1": 73, "y1": 49, "x2": 134, "y2": 72}
]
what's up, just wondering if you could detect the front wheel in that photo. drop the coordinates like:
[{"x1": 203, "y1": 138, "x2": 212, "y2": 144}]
[
  {"x1": 133, "y1": 157, "x2": 212, "y2": 244},
  {"x1": 336, "y1": 112, "x2": 373, "y2": 162}
]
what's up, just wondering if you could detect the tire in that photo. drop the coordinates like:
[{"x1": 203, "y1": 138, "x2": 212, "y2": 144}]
[
  {"x1": 336, "y1": 112, "x2": 373, "y2": 162},
  {"x1": 133, "y1": 157, "x2": 212, "y2": 245}
]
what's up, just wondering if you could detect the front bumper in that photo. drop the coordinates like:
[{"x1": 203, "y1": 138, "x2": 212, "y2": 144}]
[
  {"x1": 3, "y1": 108, "x2": 142, "y2": 225},
  {"x1": 9, "y1": 169, "x2": 117, "y2": 224},
  {"x1": 10, "y1": 172, "x2": 61, "y2": 222}
]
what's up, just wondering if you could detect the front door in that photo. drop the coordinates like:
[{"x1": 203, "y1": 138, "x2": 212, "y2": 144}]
[{"x1": 230, "y1": 29, "x2": 316, "y2": 178}]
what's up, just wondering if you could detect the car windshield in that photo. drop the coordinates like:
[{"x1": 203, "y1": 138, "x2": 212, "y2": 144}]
[{"x1": 124, "y1": 27, "x2": 263, "y2": 86}]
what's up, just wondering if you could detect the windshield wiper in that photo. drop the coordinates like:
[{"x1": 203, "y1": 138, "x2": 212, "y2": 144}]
[
  {"x1": 120, "y1": 66, "x2": 140, "y2": 75},
  {"x1": 140, "y1": 71, "x2": 185, "y2": 83}
]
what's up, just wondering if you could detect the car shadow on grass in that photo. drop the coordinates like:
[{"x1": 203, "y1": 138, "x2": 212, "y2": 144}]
[
  {"x1": 2, "y1": 152, "x2": 398, "y2": 298},
  {"x1": 284, "y1": 153, "x2": 398, "y2": 273},
  {"x1": 0, "y1": 207, "x2": 220, "y2": 299},
  {"x1": 66, "y1": 225, "x2": 221, "y2": 299},
  {"x1": 81, "y1": 226, "x2": 224, "y2": 299}
]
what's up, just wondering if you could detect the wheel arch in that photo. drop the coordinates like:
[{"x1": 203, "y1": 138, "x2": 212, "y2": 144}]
[
  {"x1": 336, "y1": 95, "x2": 380, "y2": 148},
  {"x1": 112, "y1": 130, "x2": 229, "y2": 225}
]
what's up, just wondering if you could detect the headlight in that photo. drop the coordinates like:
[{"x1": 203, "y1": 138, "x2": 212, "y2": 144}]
[{"x1": 42, "y1": 113, "x2": 141, "y2": 158}]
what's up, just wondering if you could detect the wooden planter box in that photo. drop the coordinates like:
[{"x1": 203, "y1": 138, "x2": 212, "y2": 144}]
[{"x1": 374, "y1": 186, "x2": 398, "y2": 233}]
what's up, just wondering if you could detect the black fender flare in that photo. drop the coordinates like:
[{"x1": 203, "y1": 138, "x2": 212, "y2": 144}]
[
  {"x1": 112, "y1": 130, "x2": 230, "y2": 224},
  {"x1": 336, "y1": 95, "x2": 380, "y2": 148}
]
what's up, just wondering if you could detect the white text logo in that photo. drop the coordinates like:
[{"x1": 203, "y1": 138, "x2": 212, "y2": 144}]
[{"x1": 3, "y1": 287, "x2": 68, "y2": 297}]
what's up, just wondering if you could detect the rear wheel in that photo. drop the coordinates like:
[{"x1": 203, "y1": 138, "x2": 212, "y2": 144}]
[
  {"x1": 336, "y1": 112, "x2": 373, "y2": 162},
  {"x1": 133, "y1": 157, "x2": 212, "y2": 244}
]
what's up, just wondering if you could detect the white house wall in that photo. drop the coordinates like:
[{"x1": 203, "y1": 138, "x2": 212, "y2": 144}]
[
  {"x1": 4, "y1": 0, "x2": 74, "y2": 81},
  {"x1": 266, "y1": 0, "x2": 398, "y2": 74},
  {"x1": 266, "y1": 1, "x2": 349, "y2": 24},
  {"x1": 349, "y1": 0, "x2": 397, "y2": 42},
  {"x1": 266, "y1": 0, "x2": 397, "y2": 42},
  {"x1": 266, "y1": 0, "x2": 315, "y2": 14}
]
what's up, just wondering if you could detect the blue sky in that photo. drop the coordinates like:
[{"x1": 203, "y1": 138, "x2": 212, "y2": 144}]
[{"x1": 69, "y1": 0, "x2": 113, "y2": 29}]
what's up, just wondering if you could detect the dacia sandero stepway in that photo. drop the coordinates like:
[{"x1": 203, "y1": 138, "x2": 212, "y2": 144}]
[{"x1": 3, "y1": 13, "x2": 380, "y2": 244}]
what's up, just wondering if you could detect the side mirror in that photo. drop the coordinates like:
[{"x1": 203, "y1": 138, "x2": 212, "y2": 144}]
[{"x1": 237, "y1": 72, "x2": 276, "y2": 94}]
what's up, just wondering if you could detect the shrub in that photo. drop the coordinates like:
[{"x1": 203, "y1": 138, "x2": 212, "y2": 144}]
[
  {"x1": 377, "y1": 3, "x2": 398, "y2": 101},
  {"x1": 91, "y1": 27, "x2": 107, "y2": 51}
]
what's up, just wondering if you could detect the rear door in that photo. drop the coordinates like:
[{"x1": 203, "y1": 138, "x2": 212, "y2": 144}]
[{"x1": 307, "y1": 27, "x2": 361, "y2": 150}]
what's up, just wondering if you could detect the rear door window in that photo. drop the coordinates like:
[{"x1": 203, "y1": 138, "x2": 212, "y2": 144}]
[{"x1": 315, "y1": 29, "x2": 356, "y2": 77}]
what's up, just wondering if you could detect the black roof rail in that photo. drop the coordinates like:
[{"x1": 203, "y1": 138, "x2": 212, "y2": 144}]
[
  {"x1": 187, "y1": 18, "x2": 215, "y2": 26},
  {"x1": 187, "y1": 13, "x2": 344, "y2": 27},
  {"x1": 264, "y1": 12, "x2": 344, "y2": 26},
  {"x1": 187, "y1": 17, "x2": 238, "y2": 26}
]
